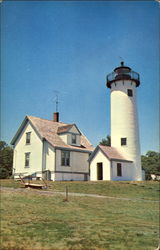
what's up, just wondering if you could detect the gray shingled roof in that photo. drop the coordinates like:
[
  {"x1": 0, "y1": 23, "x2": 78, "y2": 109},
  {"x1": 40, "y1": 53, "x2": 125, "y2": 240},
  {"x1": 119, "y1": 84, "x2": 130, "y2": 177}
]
[
  {"x1": 99, "y1": 145, "x2": 132, "y2": 161},
  {"x1": 89, "y1": 144, "x2": 132, "y2": 162},
  {"x1": 11, "y1": 116, "x2": 94, "y2": 152}
]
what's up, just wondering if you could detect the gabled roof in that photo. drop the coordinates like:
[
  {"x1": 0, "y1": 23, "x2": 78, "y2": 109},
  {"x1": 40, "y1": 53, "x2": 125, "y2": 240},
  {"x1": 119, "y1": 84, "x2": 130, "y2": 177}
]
[
  {"x1": 11, "y1": 116, "x2": 94, "y2": 153},
  {"x1": 88, "y1": 144, "x2": 133, "y2": 162},
  {"x1": 57, "y1": 124, "x2": 73, "y2": 134},
  {"x1": 57, "y1": 124, "x2": 81, "y2": 135}
]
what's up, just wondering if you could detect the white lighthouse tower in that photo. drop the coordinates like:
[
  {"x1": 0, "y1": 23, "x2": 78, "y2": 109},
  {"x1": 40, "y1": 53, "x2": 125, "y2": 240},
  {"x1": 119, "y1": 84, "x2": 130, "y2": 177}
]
[{"x1": 106, "y1": 62, "x2": 142, "y2": 181}]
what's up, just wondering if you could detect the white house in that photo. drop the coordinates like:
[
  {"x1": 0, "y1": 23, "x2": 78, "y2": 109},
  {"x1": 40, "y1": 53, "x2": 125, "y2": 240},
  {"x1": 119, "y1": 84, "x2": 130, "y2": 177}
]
[
  {"x1": 89, "y1": 62, "x2": 143, "y2": 181},
  {"x1": 89, "y1": 145, "x2": 133, "y2": 181},
  {"x1": 150, "y1": 174, "x2": 160, "y2": 181},
  {"x1": 11, "y1": 113, "x2": 94, "y2": 181}
]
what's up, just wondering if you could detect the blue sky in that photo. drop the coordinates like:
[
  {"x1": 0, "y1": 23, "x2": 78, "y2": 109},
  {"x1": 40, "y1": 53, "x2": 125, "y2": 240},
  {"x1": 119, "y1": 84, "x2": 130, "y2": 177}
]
[{"x1": 1, "y1": 1, "x2": 159, "y2": 154}]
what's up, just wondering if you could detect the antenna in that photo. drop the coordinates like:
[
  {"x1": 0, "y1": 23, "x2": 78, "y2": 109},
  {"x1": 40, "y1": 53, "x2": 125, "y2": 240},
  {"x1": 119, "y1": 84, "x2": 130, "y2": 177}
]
[
  {"x1": 52, "y1": 90, "x2": 60, "y2": 112},
  {"x1": 51, "y1": 89, "x2": 68, "y2": 112},
  {"x1": 55, "y1": 93, "x2": 59, "y2": 112}
]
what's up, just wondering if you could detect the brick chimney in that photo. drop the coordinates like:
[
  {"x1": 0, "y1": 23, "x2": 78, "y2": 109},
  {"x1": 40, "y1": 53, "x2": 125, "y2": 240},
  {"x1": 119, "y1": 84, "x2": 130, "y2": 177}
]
[{"x1": 53, "y1": 112, "x2": 59, "y2": 122}]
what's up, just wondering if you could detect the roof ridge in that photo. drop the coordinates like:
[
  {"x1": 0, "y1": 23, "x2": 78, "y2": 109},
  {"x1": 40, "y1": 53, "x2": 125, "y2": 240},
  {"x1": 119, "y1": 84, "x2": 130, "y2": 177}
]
[
  {"x1": 58, "y1": 124, "x2": 74, "y2": 127},
  {"x1": 27, "y1": 115, "x2": 70, "y2": 125},
  {"x1": 99, "y1": 145, "x2": 121, "y2": 151}
]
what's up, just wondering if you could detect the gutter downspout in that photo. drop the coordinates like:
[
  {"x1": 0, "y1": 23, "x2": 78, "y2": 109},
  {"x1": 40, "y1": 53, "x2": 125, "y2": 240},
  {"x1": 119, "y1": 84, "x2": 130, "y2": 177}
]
[
  {"x1": 110, "y1": 160, "x2": 113, "y2": 180},
  {"x1": 42, "y1": 138, "x2": 46, "y2": 173},
  {"x1": 54, "y1": 148, "x2": 57, "y2": 181}
]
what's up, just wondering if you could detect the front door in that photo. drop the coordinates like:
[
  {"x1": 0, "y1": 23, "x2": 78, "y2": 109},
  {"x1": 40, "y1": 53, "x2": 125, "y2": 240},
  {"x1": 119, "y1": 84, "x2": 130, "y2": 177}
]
[{"x1": 97, "y1": 163, "x2": 103, "y2": 180}]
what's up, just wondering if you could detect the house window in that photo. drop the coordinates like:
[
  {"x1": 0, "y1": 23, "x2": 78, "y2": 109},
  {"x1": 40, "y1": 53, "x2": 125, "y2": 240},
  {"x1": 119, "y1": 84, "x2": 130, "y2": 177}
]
[
  {"x1": 121, "y1": 138, "x2": 127, "y2": 146},
  {"x1": 25, "y1": 152, "x2": 30, "y2": 167},
  {"x1": 26, "y1": 132, "x2": 31, "y2": 144},
  {"x1": 117, "y1": 163, "x2": 122, "y2": 176},
  {"x1": 61, "y1": 150, "x2": 70, "y2": 166},
  {"x1": 71, "y1": 134, "x2": 76, "y2": 144},
  {"x1": 127, "y1": 89, "x2": 133, "y2": 97}
]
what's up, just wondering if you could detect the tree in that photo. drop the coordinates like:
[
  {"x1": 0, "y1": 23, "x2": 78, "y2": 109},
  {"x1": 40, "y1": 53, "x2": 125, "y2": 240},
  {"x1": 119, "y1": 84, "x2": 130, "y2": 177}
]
[
  {"x1": 0, "y1": 141, "x2": 13, "y2": 179},
  {"x1": 99, "y1": 135, "x2": 111, "y2": 146},
  {"x1": 141, "y1": 151, "x2": 160, "y2": 180}
]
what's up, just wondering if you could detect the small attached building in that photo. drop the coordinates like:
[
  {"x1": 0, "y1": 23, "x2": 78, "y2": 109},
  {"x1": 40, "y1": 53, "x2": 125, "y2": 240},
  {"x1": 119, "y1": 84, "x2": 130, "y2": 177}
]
[
  {"x1": 11, "y1": 115, "x2": 94, "y2": 181},
  {"x1": 89, "y1": 145, "x2": 133, "y2": 181}
]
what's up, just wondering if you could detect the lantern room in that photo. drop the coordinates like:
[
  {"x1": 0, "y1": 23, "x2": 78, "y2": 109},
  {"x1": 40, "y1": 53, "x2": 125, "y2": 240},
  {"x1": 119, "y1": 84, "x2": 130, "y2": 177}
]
[{"x1": 106, "y1": 62, "x2": 140, "y2": 88}]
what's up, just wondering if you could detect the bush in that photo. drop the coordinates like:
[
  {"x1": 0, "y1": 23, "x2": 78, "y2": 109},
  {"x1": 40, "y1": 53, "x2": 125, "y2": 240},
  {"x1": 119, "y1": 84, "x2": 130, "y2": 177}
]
[{"x1": 0, "y1": 141, "x2": 13, "y2": 179}]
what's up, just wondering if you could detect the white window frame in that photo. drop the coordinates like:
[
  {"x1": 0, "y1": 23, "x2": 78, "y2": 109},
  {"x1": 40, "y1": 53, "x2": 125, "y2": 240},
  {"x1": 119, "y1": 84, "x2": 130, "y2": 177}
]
[
  {"x1": 25, "y1": 152, "x2": 30, "y2": 168},
  {"x1": 26, "y1": 132, "x2": 31, "y2": 144},
  {"x1": 61, "y1": 150, "x2": 70, "y2": 166},
  {"x1": 71, "y1": 134, "x2": 76, "y2": 144}
]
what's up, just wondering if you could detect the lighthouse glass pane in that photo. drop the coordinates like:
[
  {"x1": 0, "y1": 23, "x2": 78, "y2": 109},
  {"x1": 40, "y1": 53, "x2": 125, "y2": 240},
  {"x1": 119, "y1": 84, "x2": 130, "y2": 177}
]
[{"x1": 121, "y1": 138, "x2": 127, "y2": 146}]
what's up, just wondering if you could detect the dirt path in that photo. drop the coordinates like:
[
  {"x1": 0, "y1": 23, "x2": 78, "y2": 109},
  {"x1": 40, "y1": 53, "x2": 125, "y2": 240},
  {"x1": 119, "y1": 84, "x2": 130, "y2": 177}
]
[{"x1": 0, "y1": 186, "x2": 158, "y2": 202}]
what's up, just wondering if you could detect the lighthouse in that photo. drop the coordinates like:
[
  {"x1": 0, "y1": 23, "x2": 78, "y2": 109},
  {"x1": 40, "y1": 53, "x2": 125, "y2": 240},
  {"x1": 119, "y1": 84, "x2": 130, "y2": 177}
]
[{"x1": 106, "y1": 62, "x2": 142, "y2": 181}]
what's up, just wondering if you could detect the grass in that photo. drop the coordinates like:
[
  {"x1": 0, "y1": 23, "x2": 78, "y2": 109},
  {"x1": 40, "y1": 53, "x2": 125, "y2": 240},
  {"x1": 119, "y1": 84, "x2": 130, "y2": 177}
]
[
  {"x1": 1, "y1": 179, "x2": 159, "y2": 200},
  {"x1": 0, "y1": 180, "x2": 159, "y2": 249},
  {"x1": 1, "y1": 189, "x2": 159, "y2": 249}
]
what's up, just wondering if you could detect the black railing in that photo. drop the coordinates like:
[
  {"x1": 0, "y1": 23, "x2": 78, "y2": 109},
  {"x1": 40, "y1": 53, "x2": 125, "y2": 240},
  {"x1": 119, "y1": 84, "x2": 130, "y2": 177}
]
[{"x1": 106, "y1": 70, "x2": 140, "y2": 88}]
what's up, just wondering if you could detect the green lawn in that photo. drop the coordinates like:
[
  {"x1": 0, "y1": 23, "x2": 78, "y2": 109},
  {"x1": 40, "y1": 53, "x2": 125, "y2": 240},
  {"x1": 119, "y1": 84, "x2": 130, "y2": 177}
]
[
  {"x1": 0, "y1": 179, "x2": 159, "y2": 200},
  {"x1": 0, "y1": 180, "x2": 159, "y2": 249}
]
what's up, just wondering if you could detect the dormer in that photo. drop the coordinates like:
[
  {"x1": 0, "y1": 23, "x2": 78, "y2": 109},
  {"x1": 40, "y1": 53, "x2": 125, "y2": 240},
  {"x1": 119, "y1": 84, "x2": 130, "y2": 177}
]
[{"x1": 57, "y1": 124, "x2": 81, "y2": 146}]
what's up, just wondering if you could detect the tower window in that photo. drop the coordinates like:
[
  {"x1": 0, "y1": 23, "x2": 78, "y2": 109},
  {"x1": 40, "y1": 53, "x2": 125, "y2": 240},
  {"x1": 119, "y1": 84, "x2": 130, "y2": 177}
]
[
  {"x1": 61, "y1": 150, "x2": 70, "y2": 166},
  {"x1": 127, "y1": 89, "x2": 133, "y2": 97},
  {"x1": 121, "y1": 138, "x2": 127, "y2": 146},
  {"x1": 26, "y1": 132, "x2": 31, "y2": 144},
  {"x1": 117, "y1": 163, "x2": 122, "y2": 176}
]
